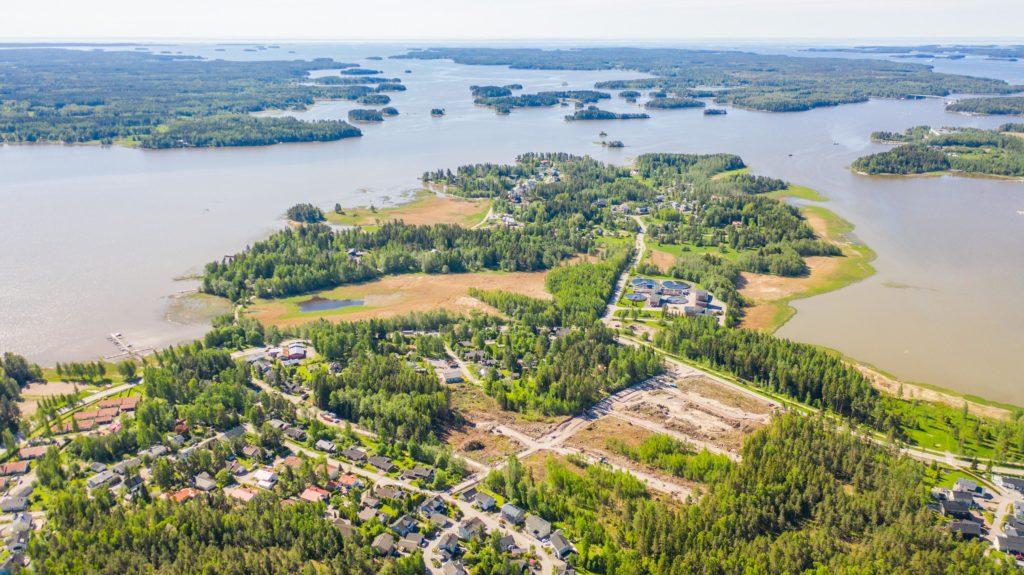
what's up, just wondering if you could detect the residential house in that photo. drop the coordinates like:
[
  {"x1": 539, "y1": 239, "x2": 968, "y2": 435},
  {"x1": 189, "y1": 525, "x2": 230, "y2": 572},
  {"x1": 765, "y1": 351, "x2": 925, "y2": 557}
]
[
  {"x1": 497, "y1": 534, "x2": 518, "y2": 553},
  {"x1": 443, "y1": 561, "x2": 468, "y2": 575},
  {"x1": 550, "y1": 530, "x2": 573, "y2": 558},
  {"x1": 242, "y1": 445, "x2": 265, "y2": 460},
  {"x1": 501, "y1": 503, "x2": 525, "y2": 524},
  {"x1": 369, "y1": 455, "x2": 396, "y2": 473},
  {"x1": 438, "y1": 532, "x2": 461, "y2": 555},
  {"x1": 87, "y1": 470, "x2": 118, "y2": 490},
  {"x1": 283, "y1": 427, "x2": 307, "y2": 441},
  {"x1": 954, "y1": 478, "x2": 979, "y2": 493},
  {"x1": 194, "y1": 472, "x2": 216, "y2": 492},
  {"x1": 315, "y1": 439, "x2": 336, "y2": 453},
  {"x1": 253, "y1": 468, "x2": 278, "y2": 489},
  {"x1": 525, "y1": 514, "x2": 552, "y2": 539},
  {"x1": 398, "y1": 533, "x2": 423, "y2": 553},
  {"x1": 139, "y1": 445, "x2": 169, "y2": 459},
  {"x1": 0, "y1": 497, "x2": 28, "y2": 513},
  {"x1": 475, "y1": 492, "x2": 496, "y2": 511},
  {"x1": 997, "y1": 535, "x2": 1024, "y2": 555},
  {"x1": 419, "y1": 495, "x2": 447, "y2": 516},
  {"x1": 0, "y1": 462, "x2": 30, "y2": 476},
  {"x1": 341, "y1": 447, "x2": 367, "y2": 462},
  {"x1": 18, "y1": 446, "x2": 47, "y2": 460},
  {"x1": 995, "y1": 475, "x2": 1024, "y2": 494},
  {"x1": 372, "y1": 533, "x2": 396, "y2": 556},
  {"x1": 111, "y1": 457, "x2": 141, "y2": 475},
  {"x1": 300, "y1": 486, "x2": 330, "y2": 503},
  {"x1": 949, "y1": 520, "x2": 983, "y2": 538},
  {"x1": 226, "y1": 487, "x2": 259, "y2": 503},
  {"x1": 171, "y1": 488, "x2": 199, "y2": 503},
  {"x1": 377, "y1": 485, "x2": 405, "y2": 501},
  {"x1": 391, "y1": 515, "x2": 418, "y2": 537},
  {"x1": 458, "y1": 517, "x2": 487, "y2": 540},
  {"x1": 358, "y1": 507, "x2": 381, "y2": 523},
  {"x1": 938, "y1": 499, "x2": 972, "y2": 519}
]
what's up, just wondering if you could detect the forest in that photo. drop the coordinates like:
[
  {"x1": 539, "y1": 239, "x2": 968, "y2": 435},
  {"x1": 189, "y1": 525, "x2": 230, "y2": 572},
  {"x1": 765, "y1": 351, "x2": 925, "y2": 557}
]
[
  {"x1": 397, "y1": 47, "x2": 1021, "y2": 112},
  {"x1": 653, "y1": 315, "x2": 896, "y2": 432},
  {"x1": 0, "y1": 48, "x2": 375, "y2": 146},
  {"x1": 564, "y1": 107, "x2": 650, "y2": 121},
  {"x1": 286, "y1": 203, "x2": 326, "y2": 223},
  {"x1": 483, "y1": 415, "x2": 1012, "y2": 575},
  {"x1": 947, "y1": 96, "x2": 1024, "y2": 115},
  {"x1": 854, "y1": 126, "x2": 1024, "y2": 177},
  {"x1": 644, "y1": 97, "x2": 705, "y2": 110},
  {"x1": 202, "y1": 220, "x2": 585, "y2": 300}
]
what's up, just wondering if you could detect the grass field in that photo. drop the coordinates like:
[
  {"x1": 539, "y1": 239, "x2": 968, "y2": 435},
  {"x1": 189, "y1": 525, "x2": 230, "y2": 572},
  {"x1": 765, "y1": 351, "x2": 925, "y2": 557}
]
[
  {"x1": 247, "y1": 270, "x2": 551, "y2": 328},
  {"x1": 739, "y1": 204, "x2": 876, "y2": 332},
  {"x1": 325, "y1": 190, "x2": 491, "y2": 228}
]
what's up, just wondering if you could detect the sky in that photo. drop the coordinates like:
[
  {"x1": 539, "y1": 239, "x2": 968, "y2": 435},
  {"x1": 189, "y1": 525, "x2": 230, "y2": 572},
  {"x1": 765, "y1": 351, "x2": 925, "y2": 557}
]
[{"x1": 3, "y1": 0, "x2": 1023, "y2": 42}]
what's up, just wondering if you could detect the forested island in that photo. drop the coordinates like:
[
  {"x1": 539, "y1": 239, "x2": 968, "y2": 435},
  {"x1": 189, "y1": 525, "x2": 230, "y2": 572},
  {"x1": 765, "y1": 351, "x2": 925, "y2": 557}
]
[
  {"x1": 645, "y1": 97, "x2": 706, "y2": 110},
  {"x1": 396, "y1": 47, "x2": 1022, "y2": 112},
  {"x1": 0, "y1": 48, "x2": 388, "y2": 147},
  {"x1": 947, "y1": 97, "x2": 1024, "y2": 116},
  {"x1": 564, "y1": 106, "x2": 649, "y2": 121},
  {"x1": 854, "y1": 125, "x2": 1024, "y2": 177},
  {"x1": 471, "y1": 90, "x2": 610, "y2": 114}
]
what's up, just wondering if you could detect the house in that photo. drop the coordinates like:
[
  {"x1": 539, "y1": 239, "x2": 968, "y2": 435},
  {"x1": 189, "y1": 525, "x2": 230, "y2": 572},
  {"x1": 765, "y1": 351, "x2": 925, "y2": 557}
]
[
  {"x1": 997, "y1": 535, "x2": 1024, "y2": 555},
  {"x1": 171, "y1": 487, "x2": 199, "y2": 503},
  {"x1": 1005, "y1": 516, "x2": 1024, "y2": 537},
  {"x1": 315, "y1": 439, "x2": 336, "y2": 453},
  {"x1": 358, "y1": 506, "x2": 381, "y2": 523},
  {"x1": 525, "y1": 514, "x2": 552, "y2": 539},
  {"x1": 938, "y1": 499, "x2": 972, "y2": 519},
  {"x1": 429, "y1": 512, "x2": 450, "y2": 527},
  {"x1": 194, "y1": 472, "x2": 217, "y2": 492},
  {"x1": 242, "y1": 445, "x2": 265, "y2": 460},
  {"x1": 300, "y1": 486, "x2": 330, "y2": 503},
  {"x1": 949, "y1": 520, "x2": 983, "y2": 538},
  {"x1": 438, "y1": 532, "x2": 461, "y2": 555},
  {"x1": 361, "y1": 491, "x2": 381, "y2": 508},
  {"x1": 253, "y1": 468, "x2": 278, "y2": 489},
  {"x1": 89, "y1": 461, "x2": 107, "y2": 473},
  {"x1": 391, "y1": 514, "x2": 418, "y2": 537},
  {"x1": 443, "y1": 561, "x2": 468, "y2": 575},
  {"x1": 474, "y1": 492, "x2": 496, "y2": 511},
  {"x1": 497, "y1": 534, "x2": 518, "y2": 552},
  {"x1": 341, "y1": 447, "x2": 367, "y2": 462},
  {"x1": 369, "y1": 455, "x2": 396, "y2": 473},
  {"x1": 0, "y1": 462, "x2": 30, "y2": 476},
  {"x1": 419, "y1": 495, "x2": 447, "y2": 516},
  {"x1": 954, "y1": 478, "x2": 979, "y2": 493},
  {"x1": 995, "y1": 475, "x2": 1024, "y2": 493},
  {"x1": 226, "y1": 487, "x2": 259, "y2": 502},
  {"x1": 111, "y1": 457, "x2": 141, "y2": 475},
  {"x1": 501, "y1": 503, "x2": 524, "y2": 524},
  {"x1": 377, "y1": 485, "x2": 405, "y2": 501},
  {"x1": 398, "y1": 533, "x2": 424, "y2": 553},
  {"x1": 0, "y1": 497, "x2": 28, "y2": 513},
  {"x1": 139, "y1": 444, "x2": 169, "y2": 459},
  {"x1": 267, "y1": 419, "x2": 289, "y2": 430},
  {"x1": 18, "y1": 446, "x2": 47, "y2": 460},
  {"x1": 555, "y1": 562, "x2": 576, "y2": 575},
  {"x1": 550, "y1": 530, "x2": 573, "y2": 558},
  {"x1": 283, "y1": 427, "x2": 307, "y2": 441},
  {"x1": 87, "y1": 470, "x2": 118, "y2": 489},
  {"x1": 458, "y1": 517, "x2": 487, "y2": 540},
  {"x1": 948, "y1": 490, "x2": 974, "y2": 506},
  {"x1": 332, "y1": 518, "x2": 355, "y2": 539},
  {"x1": 372, "y1": 533, "x2": 396, "y2": 556},
  {"x1": 334, "y1": 474, "x2": 363, "y2": 492},
  {"x1": 286, "y1": 343, "x2": 307, "y2": 360},
  {"x1": 122, "y1": 474, "x2": 144, "y2": 492}
]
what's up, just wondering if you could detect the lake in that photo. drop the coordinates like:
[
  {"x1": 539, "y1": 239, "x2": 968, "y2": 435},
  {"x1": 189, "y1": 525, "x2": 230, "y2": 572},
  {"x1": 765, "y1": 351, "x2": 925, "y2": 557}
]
[{"x1": 0, "y1": 42, "x2": 1022, "y2": 403}]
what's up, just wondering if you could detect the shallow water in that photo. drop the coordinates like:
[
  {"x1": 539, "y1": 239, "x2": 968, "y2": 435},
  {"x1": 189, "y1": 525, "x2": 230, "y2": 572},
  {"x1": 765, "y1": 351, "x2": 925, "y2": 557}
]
[
  {"x1": 297, "y1": 297, "x2": 364, "y2": 313},
  {"x1": 1, "y1": 42, "x2": 1022, "y2": 402}
]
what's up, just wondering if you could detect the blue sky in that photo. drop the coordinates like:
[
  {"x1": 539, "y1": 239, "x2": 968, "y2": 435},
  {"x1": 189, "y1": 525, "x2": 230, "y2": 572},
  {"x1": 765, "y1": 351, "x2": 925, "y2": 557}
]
[{"x1": 4, "y1": 0, "x2": 1022, "y2": 41}]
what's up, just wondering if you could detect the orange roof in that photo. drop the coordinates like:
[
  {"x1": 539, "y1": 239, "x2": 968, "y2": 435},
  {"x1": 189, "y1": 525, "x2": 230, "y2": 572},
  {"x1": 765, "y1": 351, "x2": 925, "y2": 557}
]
[
  {"x1": 73, "y1": 411, "x2": 99, "y2": 421},
  {"x1": 97, "y1": 407, "x2": 121, "y2": 418},
  {"x1": 121, "y1": 396, "x2": 141, "y2": 409},
  {"x1": 337, "y1": 474, "x2": 361, "y2": 487},
  {"x1": 98, "y1": 399, "x2": 122, "y2": 409},
  {"x1": 300, "y1": 486, "x2": 330, "y2": 503},
  {"x1": 226, "y1": 487, "x2": 258, "y2": 502},
  {"x1": 171, "y1": 488, "x2": 199, "y2": 503},
  {"x1": 0, "y1": 461, "x2": 30, "y2": 475},
  {"x1": 18, "y1": 446, "x2": 48, "y2": 459},
  {"x1": 281, "y1": 455, "x2": 303, "y2": 469}
]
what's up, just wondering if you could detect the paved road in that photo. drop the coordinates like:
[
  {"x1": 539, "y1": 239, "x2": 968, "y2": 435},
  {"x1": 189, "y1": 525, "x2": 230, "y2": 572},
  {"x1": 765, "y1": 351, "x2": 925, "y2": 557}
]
[{"x1": 601, "y1": 215, "x2": 646, "y2": 321}]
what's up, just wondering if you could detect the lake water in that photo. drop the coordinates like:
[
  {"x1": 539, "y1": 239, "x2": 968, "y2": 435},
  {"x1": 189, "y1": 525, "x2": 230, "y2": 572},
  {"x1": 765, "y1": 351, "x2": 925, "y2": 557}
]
[
  {"x1": 1, "y1": 42, "x2": 1022, "y2": 403},
  {"x1": 297, "y1": 297, "x2": 364, "y2": 313}
]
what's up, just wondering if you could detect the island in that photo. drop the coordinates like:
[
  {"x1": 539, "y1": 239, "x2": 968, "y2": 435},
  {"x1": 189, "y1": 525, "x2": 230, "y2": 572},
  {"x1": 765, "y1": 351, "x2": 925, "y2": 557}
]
[
  {"x1": 357, "y1": 94, "x2": 391, "y2": 105},
  {"x1": 430, "y1": 108, "x2": 446, "y2": 117},
  {"x1": 471, "y1": 90, "x2": 611, "y2": 113},
  {"x1": 564, "y1": 106, "x2": 650, "y2": 121},
  {"x1": 853, "y1": 125, "x2": 1024, "y2": 178},
  {"x1": 947, "y1": 97, "x2": 1024, "y2": 116},
  {"x1": 347, "y1": 109, "x2": 385, "y2": 123},
  {"x1": 0, "y1": 48, "x2": 373, "y2": 147},
  {"x1": 645, "y1": 96, "x2": 706, "y2": 110},
  {"x1": 396, "y1": 47, "x2": 1022, "y2": 112}
]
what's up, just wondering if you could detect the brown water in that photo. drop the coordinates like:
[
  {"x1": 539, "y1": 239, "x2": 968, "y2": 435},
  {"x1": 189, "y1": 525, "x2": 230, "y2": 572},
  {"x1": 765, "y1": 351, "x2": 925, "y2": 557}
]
[{"x1": 1, "y1": 43, "x2": 1022, "y2": 402}]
